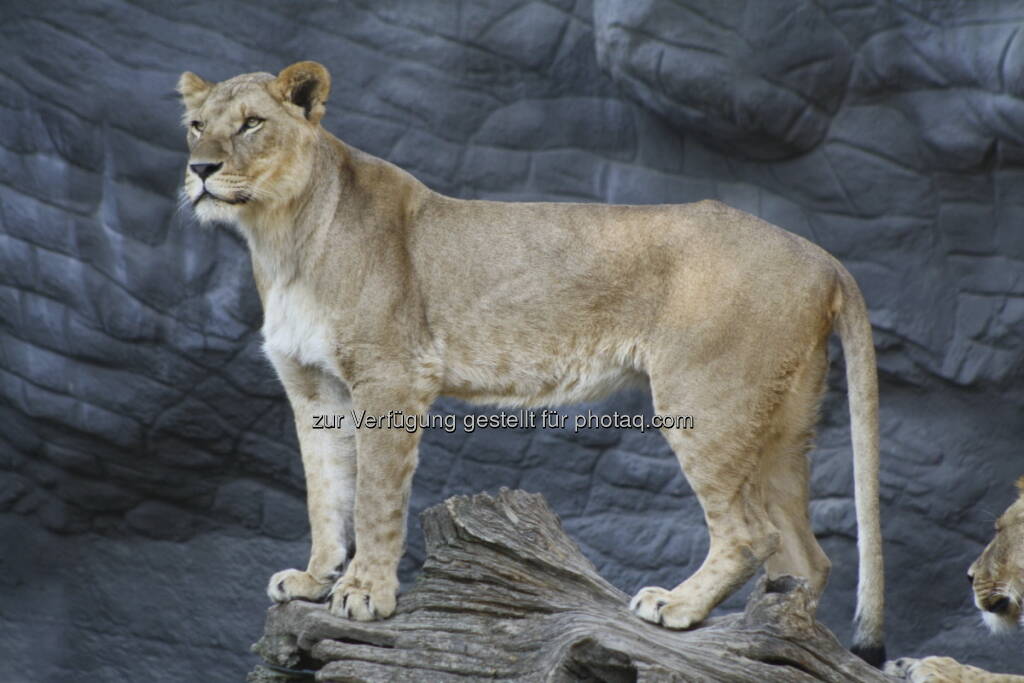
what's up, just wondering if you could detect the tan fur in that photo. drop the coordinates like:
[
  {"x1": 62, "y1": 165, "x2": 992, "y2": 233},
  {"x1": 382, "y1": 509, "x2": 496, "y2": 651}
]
[
  {"x1": 886, "y1": 657, "x2": 1024, "y2": 683},
  {"x1": 177, "y1": 62, "x2": 885, "y2": 649}
]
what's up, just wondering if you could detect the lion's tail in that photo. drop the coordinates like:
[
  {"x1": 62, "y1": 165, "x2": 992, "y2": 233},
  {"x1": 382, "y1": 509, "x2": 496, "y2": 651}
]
[{"x1": 834, "y1": 264, "x2": 885, "y2": 667}]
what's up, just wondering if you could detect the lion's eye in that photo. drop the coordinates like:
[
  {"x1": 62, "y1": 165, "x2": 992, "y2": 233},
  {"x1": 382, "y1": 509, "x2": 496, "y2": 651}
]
[
  {"x1": 190, "y1": 120, "x2": 204, "y2": 133},
  {"x1": 241, "y1": 116, "x2": 264, "y2": 132}
]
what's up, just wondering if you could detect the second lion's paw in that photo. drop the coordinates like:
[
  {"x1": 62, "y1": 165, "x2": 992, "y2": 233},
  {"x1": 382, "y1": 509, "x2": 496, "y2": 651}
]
[{"x1": 883, "y1": 657, "x2": 971, "y2": 683}]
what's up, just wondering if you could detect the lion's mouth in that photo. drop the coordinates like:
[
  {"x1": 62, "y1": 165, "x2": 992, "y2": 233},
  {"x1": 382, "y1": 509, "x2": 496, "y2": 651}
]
[
  {"x1": 193, "y1": 189, "x2": 250, "y2": 207},
  {"x1": 984, "y1": 596, "x2": 1012, "y2": 614},
  {"x1": 977, "y1": 590, "x2": 1022, "y2": 633}
]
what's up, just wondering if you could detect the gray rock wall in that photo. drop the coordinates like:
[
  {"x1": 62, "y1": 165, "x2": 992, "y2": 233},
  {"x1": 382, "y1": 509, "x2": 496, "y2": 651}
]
[{"x1": 1, "y1": 1, "x2": 1022, "y2": 681}]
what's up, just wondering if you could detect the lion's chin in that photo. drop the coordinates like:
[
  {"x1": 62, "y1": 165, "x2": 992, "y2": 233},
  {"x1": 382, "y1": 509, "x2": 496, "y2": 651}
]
[
  {"x1": 192, "y1": 193, "x2": 245, "y2": 226},
  {"x1": 981, "y1": 606, "x2": 1021, "y2": 635}
]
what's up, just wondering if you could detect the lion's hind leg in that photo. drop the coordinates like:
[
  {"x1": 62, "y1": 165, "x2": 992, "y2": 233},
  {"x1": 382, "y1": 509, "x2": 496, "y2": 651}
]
[
  {"x1": 761, "y1": 340, "x2": 831, "y2": 598},
  {"x1": 631, "y1": 356, "x2": 788, "y2": 629}
]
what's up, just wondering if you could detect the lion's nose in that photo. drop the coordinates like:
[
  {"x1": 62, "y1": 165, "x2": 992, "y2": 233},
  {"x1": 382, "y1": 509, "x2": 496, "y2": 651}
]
[
  {"x1": 189, "y1": 162, "x2": 223, "y2": 180},
  {"x1": 987, "y1": 596, "x2": 1010, "y2": 614},
  {"x1": 967, "y1": 571, "x2": 974, "y2": 584}
]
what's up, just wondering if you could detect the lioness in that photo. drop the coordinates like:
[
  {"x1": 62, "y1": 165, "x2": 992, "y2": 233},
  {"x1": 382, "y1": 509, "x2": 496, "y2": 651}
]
[
  {"x1": 886, "y1": 478, "x2": 1024, "y2": 682},
  {"x1": 177, "y1": 61, "x2": 885, "y2": 663}
]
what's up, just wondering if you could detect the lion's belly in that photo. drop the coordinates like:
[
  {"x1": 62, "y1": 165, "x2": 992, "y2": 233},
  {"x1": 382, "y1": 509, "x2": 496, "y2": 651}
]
[{"x1": 439, "y1": 339, "x2": 648, "y2": 408}]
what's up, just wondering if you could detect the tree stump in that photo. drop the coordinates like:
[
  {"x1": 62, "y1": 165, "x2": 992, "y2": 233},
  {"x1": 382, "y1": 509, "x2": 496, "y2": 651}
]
[{"x1": 250, "y1": 489, "x2": 888, "y2": 682}]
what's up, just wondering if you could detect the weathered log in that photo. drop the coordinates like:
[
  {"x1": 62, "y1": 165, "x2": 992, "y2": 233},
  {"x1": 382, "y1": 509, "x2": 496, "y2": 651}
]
[{"x1": 249, "y1": 489, "x2": 888, "y2": 682}]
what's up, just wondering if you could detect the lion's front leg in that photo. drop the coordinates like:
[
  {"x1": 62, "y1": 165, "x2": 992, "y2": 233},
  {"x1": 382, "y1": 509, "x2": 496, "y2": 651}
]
[
  {"x1": 328, "y1": 379, "x2": 431, "y2": 621},
  {"x1": 266, "y1": 353, "x2": 357, "y2": 604}
]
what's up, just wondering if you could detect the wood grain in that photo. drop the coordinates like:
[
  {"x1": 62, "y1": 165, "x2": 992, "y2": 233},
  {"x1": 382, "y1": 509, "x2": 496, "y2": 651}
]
[{"x1": 251, "y1": 489, "x2": 888, "y2": 682}]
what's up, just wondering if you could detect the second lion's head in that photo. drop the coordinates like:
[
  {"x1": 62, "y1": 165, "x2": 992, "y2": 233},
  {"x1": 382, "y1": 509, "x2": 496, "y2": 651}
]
[{"x1": 968, "y1": 476, "x2": 1024, "y2": 634}]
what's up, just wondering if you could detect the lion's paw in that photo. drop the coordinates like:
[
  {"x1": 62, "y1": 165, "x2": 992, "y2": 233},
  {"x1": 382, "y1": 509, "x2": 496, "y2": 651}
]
[
  {"x1": 884, "y1": 657, "x2": 920, "y2": 680},
  {"x1": 629, "y1": 586, "x2": 707, "y2": 629},
  {"x1": 328, "y1": 574, "x2": 397, "y2": 621},
  {"x1": 884, "y1": 657, "x2": 974, "y2": 683},
  {"x1": 267, "y1": 568, "x2": 334, "y2": 604}
]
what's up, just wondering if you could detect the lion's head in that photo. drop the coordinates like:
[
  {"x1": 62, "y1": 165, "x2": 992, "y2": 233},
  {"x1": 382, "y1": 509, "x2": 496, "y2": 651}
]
[
  {"x1": 968, "y1": 476, "x2": 1024, "y2": 633},
  {"x1": 176, "y1": 61, "x2": 331, "y2": 226}
]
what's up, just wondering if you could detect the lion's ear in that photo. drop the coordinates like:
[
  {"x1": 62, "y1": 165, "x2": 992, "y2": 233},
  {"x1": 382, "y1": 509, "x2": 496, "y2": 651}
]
[
  {"x1": 177, "y1": 71, "x2": 213, "y2": 112},
  {"x1": 1016, "y1": 475, "x2": 1024, "y2": 494},
  {"x1": 272, "y1": 61, "x2": 330, "y2": 125}
]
